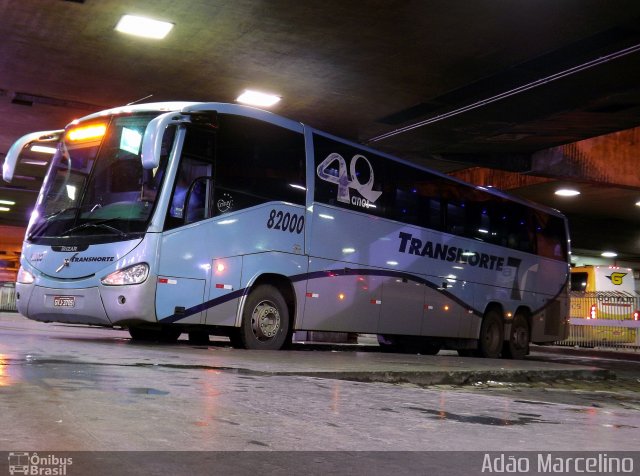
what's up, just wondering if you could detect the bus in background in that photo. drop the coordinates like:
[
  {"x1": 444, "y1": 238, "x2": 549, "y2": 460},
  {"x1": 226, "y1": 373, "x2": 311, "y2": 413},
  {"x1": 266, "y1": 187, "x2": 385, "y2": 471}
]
[
  {"x1": 569, "y1": 265, "x2": 639, "y2": 344},
  {"x1": 3, "y1": 102, "x2": 570, "y2": 359}
]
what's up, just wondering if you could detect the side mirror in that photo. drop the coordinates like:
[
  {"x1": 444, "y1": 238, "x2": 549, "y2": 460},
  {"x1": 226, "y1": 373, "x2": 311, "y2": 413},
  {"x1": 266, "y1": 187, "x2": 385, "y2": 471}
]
[
  {"x1": 3, "y1": 130, "x2": 63, "y2": 182},
  {"x1": 140, "y1": 112, "x2": 186, "y2": 170}
]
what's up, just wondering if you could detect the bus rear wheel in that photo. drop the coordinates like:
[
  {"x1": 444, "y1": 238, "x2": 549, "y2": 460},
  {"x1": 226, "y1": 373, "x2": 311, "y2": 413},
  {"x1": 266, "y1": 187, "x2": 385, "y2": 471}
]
[
  {"x1": 503, "y1": 314, "x2": 530, "y2": 359},
  {"x1": 477, "y1": 309, "x2": 504, "y2": 358},
  {"x1": 235, "y1": 284, "x2": 290, "y2": 350}
]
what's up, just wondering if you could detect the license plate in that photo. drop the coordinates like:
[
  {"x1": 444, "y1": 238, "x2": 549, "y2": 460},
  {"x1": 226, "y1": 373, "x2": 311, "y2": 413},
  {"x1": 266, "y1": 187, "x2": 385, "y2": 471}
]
[{"x1": 53, "y1": 296, "x2": 76, "y2": 308}]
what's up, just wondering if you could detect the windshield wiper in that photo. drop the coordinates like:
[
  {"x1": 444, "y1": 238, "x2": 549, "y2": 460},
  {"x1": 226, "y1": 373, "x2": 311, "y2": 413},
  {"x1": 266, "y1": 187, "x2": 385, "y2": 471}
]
[
  {"x1": 27, "y1": 206, "x2": 81, "y2": 239},
  {"x1": 43, "y1": 206, "x2": 80, "y2": 220},
  {"x1": 63, "y1": 219, "x2": 126, "y2": 238}
]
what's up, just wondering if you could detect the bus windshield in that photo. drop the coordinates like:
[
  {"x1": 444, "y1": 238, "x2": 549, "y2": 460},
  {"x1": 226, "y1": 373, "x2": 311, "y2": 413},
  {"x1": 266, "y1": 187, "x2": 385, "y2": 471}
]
[{"x1": 27, "y1": 113, "x2": 174, "y2": 243}]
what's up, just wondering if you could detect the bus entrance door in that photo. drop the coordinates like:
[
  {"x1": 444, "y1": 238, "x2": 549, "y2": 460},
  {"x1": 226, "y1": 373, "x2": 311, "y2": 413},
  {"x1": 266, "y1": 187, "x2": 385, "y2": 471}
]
[
  {"x1": 156, "y1": 230, "x2": 207, "y2": 325},
  {"x1": 205, "y1": 256, "x2": 243, "y2": 327}
]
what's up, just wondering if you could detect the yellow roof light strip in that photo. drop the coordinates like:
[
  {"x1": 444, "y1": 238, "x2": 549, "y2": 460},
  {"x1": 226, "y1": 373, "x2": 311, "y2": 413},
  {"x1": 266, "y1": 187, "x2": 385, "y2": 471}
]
[{"x1": 66, "y1": 124, "x2": 107, "y2": 142}]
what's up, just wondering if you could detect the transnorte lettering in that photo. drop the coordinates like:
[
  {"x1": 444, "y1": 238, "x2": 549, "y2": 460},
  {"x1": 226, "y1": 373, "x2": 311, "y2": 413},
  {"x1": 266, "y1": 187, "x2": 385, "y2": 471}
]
[
  {"x1": 398, "y1": 231, "x2": 505, "y2": 271},
  {"x1": 70, "y1": 256, "x2": 115, "y2": 263}
]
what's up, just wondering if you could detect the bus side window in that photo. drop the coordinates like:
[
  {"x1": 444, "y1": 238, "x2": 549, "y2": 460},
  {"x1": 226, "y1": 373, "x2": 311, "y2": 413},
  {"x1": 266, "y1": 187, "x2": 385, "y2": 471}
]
[
  {"x1": 535, "y1": 212, "x2": 567, "y2": 260},
  {"x1": 215, "y1": 115, "x2": 306, "y2": 214}
]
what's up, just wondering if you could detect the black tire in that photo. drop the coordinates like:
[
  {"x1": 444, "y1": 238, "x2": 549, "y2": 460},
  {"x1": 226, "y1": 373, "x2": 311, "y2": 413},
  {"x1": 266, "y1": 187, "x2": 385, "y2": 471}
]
[
  {"x1": 420, "y1": 341, "x2": 441, "y2": 356},
  {"x1": 128, "y1": 326, "x2": 181, "y2": 343},
  {"x1": 377, "y1": 334, "x2": 401, "y2": 353},
  {"x1": 503, "y1": 314, "x2": 530, "y2": 359},
  {"x1": 236, "y1": 284, "x2": 290, "y2": 350},
  {"x1": 477, "y1": 309, "x2": 504, "y2": 358},
  {"x1": 228, "y1": 330, "x2": 244, "y2": 348}
]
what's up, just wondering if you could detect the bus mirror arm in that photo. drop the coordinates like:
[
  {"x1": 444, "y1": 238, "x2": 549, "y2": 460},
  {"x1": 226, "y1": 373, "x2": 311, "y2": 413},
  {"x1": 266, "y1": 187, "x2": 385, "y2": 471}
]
[
  {"x1": 3, "y1": 129, "x2": 63, "y2": 182},
  {"x1": 140, "y1": 112, "x2": 187, "y2": 170}
]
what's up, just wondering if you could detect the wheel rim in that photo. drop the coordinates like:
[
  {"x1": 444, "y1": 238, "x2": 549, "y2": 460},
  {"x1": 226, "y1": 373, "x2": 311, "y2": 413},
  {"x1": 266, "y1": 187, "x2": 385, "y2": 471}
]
[
  {"x1": 250, "y1": 299, "x2": 281, "y2": 341},
  {"x1": 512, "y1": 321, "x2": 529, "y2": 351},
  {"x1": 483, "y1": 320, "x2": 502, "y2": 355}
]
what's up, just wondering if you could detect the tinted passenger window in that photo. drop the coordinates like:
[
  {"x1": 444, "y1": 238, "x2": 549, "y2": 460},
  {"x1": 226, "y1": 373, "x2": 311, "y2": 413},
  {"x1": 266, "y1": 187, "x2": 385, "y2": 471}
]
[
  {"x1": 535, "y1": 212, "x2": 567, "y2": 260},
  {"x1": 312, "y1": 133, "x2": 567, "y2": 261},
  {"x1": 314, "y1": 134, "x2": 444, "y2": 230},
  {"x1": 313, "y1": 134, "x2": 386, "y2": 217},
  {"x1": 215, "y1": 114, "x2": 306, "y2": 213}
]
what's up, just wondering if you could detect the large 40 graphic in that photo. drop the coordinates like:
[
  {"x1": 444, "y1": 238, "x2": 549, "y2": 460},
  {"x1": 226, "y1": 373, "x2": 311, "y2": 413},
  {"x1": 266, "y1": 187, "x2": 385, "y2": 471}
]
[{"x1": 316, "y1": 153, "x2": 382, "y2": 207}]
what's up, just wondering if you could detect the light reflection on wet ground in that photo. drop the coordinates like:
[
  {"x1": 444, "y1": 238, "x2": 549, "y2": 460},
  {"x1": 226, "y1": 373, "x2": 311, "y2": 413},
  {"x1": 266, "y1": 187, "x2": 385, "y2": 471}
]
[{"x1": 1, "y1": 313, "x2": 639, "y2": 451}]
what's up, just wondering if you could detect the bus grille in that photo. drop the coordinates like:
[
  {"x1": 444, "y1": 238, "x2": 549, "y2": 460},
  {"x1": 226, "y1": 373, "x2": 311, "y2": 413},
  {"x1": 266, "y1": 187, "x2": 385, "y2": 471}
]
[{"x1": 0, "y1": 282, "x2": 17, "y2": 312}]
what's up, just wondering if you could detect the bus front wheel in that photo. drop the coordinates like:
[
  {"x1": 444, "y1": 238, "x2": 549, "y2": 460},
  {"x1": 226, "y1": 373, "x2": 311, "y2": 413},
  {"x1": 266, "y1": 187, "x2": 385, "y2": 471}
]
[
  {"x1": 477, "y1": 309, "x2": 504, "y2": 358},
  {"x1": 235, "y1": 284, "x2": 290, "y2": 350}
]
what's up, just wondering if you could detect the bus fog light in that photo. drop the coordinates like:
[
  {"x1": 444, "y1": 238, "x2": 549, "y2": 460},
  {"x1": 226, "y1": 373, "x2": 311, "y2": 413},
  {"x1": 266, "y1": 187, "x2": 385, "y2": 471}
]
[{"x1": 101, "y1": 263, "x2": 149, "y2": 286}]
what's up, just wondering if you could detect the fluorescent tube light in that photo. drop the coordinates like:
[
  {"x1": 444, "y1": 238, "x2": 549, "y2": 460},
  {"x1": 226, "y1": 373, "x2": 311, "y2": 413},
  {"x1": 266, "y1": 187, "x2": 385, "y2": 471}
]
[
  {"x1": 554, "y1": 189, "x2": 580, "y2": 197},
  {"x1": 115, "y1": 15, "x2": 174, "y2": 39},
  {"x1": 236, "y1": 90, "x2": 281, "y2": 107}
]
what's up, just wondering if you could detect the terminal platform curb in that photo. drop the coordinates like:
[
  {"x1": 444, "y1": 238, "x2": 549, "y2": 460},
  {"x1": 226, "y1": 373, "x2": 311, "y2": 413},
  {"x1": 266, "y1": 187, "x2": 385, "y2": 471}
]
[
  {"x1": 240, "y1": 366, "x2": 614, "y2": 386},
  {"x1": 169, "y1": 342, "x2": 616, "y2": 386},
  {"x1": 0, "y1": 312, "x2": 618, "y2": 387}
]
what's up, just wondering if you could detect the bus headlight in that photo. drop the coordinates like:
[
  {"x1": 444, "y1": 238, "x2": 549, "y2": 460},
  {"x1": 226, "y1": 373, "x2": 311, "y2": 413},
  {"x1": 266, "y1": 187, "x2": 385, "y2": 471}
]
[
  {"x1": 17, "y1": 266, "x2": 35, "y2": 284},
  {"x1": 101, "y1": 263, "x2": 149, "y2": 286}
]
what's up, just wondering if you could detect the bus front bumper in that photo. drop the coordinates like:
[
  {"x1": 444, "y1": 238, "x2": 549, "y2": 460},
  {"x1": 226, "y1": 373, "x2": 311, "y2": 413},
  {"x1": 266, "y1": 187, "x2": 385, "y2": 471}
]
[{"x1": 16, "y1": 280, "x2": 158, "y2": 327}]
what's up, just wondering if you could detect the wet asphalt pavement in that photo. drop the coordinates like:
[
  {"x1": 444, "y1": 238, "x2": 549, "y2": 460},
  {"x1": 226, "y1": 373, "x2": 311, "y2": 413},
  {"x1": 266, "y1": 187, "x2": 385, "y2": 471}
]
[{"x1": 1, "y1": 312, "x2": 639, "y2": 460}]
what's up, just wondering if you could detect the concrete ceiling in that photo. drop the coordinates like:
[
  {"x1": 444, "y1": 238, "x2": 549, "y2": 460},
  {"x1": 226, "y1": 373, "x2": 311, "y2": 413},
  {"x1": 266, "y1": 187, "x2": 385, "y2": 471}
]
[{"x1": 1, "y1": 0, "x2": 640, "y2": 259}]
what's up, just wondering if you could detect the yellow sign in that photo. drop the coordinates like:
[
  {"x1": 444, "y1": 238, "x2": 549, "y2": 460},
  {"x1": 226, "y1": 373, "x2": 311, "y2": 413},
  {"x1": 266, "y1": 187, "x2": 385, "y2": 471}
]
[{"x1": 607, "y1": 272, "x2": 627, "y2": 286}]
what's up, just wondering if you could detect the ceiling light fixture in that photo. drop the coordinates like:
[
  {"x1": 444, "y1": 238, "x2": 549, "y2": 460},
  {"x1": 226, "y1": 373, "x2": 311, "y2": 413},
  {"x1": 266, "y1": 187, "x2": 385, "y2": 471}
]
[
  {"x1": 0, "y1": 200, "x2": 15, "y2": 206},
  {"x1": 115, "y1": 15, "x2": 174, "y2": 40},
  {"x1": 636, "y1": 200, "x2": 640, "y2": 207},
  {"x1": 0, "y1": 207, "x2": 10, "y2": 212},
  {"x1": 554, "y1": 189, "x2": 580, "y2": 197},
  {"x1": 236, "y1": 90, "x2": 281, "y2": 107},
  {"x1": 601, "y1": 251, "x2": 617, "y2": 258}
]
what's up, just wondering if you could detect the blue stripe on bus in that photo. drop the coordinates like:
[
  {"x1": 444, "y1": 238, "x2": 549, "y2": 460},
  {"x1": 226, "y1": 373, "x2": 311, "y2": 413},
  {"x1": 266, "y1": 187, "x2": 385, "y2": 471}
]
[
  {"x1": 159, "y1": 268, "x2": 484, "y2": 323},
  {"x1": 159, "y1": 268, "x2": 567, "y2": 324}
]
